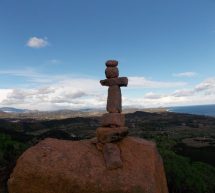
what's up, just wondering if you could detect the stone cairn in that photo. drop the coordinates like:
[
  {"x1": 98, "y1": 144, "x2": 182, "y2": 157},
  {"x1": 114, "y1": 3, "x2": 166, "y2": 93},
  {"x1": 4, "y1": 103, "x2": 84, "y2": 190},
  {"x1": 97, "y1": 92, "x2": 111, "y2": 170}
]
[
  {"x1": 95, "y1": 60, "x2": 128, "y2": 170},
  {"x1": 8, "y1": 60, "x2": 169, "y2": 193}
]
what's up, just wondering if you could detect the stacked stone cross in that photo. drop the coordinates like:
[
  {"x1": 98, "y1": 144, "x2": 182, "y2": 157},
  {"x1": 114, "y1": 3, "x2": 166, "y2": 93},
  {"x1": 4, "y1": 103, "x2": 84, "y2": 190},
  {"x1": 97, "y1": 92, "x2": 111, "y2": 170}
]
[{"x1": 96, "y1": 60, "x2": 128, "y2": 169}]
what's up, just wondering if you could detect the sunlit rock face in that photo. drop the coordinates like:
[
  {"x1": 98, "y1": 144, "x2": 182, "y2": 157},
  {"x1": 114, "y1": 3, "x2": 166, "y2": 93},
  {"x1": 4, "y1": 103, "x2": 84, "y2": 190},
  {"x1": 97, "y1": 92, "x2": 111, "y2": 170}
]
[{"x1": 8, "y1": 137, "x2": 168, "y2": 193}]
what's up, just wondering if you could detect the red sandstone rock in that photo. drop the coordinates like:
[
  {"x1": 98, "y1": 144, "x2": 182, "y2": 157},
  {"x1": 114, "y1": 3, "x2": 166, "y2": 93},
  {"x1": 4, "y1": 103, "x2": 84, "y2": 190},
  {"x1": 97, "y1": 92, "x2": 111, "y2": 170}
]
[
  {"x1": 101, "y1": 113, "x2": 125, "y2": 127},
  {"x1": 100, "y1": 77, "x2": 128, "y2": 87},
  {"x1": 96, "y1": 127, "x2": 128, "y2": 143},
  {"x1": 107, "y1": 85, "x2": 121, "y2": 113},
  {"x1": 103, "y1": 143, "x2": 122, "y2": 169},
  {"x1": 90, "y1": 137, "x2": 97, "y2": 144},
  {"x1": 8, "y1": 137, "x2": 168, "y2": 193},
  {"x1": 105, "y1": 67, "x2": 119, "y2": 78},
  {"x1": 105, "y1": 60, "x2": 118, "y2": 67},
  {"x1": 96, "y1": 142, "x2": 104, "y2": 151}
]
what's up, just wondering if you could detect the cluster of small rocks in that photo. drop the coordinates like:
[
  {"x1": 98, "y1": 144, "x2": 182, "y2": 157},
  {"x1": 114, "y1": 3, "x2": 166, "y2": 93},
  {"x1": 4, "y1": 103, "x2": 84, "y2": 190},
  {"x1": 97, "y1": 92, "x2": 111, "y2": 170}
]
[{"x1": 95, "y1": 60, "x2": 128, "y2": 169}]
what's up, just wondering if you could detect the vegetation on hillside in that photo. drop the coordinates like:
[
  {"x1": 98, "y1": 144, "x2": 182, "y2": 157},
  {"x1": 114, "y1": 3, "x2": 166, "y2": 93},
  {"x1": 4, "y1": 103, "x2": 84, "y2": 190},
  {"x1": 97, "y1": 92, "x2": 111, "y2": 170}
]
[
  {"x1": 0, "y1": 133, "x2": 27, "y2": 166},
  {"x1": 0, "y1": 133, "x2": 28, "y2": 193},
  {"x1": 153, "y1": 135, "x2": 215, "y2": 193},
  {"x1": 0, "y1": 111, "x2": 215, "y2": 193}
]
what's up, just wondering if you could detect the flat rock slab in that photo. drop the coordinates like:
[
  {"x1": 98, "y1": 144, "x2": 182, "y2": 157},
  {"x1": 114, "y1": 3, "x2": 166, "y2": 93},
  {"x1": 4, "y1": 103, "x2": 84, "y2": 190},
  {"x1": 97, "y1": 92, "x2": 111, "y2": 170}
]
[
  {"x1": 101, "y1": 113, "x2": 125, "y2": 127},
  {"x1": 96, "y1": 127, "x2": 128, "y2": 143},
  {"x1": 8, "y1": 137, "x2": 168, "y2": 193},
  {"x1": 100, "y1": 77, "x2": 128, "y2": 87}
]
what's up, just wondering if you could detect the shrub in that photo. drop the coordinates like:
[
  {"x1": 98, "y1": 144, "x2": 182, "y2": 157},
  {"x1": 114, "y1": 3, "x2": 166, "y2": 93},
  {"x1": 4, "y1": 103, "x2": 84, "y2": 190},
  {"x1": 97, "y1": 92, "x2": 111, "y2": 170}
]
[{"x1": 152, "y1": 135, "x2": 215, "y2": 193}]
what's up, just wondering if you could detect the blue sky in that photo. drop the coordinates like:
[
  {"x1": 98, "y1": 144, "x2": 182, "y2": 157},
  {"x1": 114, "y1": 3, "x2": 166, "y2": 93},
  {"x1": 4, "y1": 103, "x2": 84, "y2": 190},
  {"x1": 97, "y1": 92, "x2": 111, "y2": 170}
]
[{"x1": 0, "y1": 0, "x2": 215, "y2": 110}]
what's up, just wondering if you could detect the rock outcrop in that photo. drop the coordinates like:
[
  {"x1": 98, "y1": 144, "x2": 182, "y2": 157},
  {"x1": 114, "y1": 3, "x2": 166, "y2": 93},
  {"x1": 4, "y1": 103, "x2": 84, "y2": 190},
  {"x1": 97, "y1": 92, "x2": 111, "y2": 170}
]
[
  {"x1": 8, "y1": 60, "x2": 168, "y2": 193},
  {"x1": 8, "y1": 137, "x2": 168, "y2": 193}
]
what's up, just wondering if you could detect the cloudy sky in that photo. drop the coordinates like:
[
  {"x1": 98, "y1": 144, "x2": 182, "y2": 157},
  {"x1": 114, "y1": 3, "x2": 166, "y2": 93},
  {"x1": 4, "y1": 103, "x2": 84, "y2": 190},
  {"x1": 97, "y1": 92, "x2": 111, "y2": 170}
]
[{"x1": 0, "y1": 0, "x2": 215, "y2": 111}]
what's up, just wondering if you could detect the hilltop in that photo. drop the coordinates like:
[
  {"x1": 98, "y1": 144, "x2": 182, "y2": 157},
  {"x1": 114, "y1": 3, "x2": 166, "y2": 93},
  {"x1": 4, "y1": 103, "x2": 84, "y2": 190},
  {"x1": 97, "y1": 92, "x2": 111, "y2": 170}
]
[{"x1": 1, "y1": 111, "x2": 215, "y2": 193}]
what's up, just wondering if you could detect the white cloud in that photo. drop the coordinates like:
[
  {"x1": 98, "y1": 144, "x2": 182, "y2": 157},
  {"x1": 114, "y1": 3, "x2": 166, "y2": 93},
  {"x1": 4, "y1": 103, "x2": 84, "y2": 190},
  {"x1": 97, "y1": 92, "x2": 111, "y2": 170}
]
[
  {"x1": 0, "y1": 89, "x2": 13, "y2": 103},
  {"x1": 172, "y1": 89, "x2": 195, "y2": 97},
  {"x1": 44, "y1": 59, "x2": 62, "y2": 66},
  {"x1": 0, "y1": 68, "x2": 38, "y2": 78},
  {"x1": 49, "y1": 59, "x2": 61, "y2": 64},
  {"x1": 173, "y1": 72, "x2": 197, "y2": 77},
  {"x1": 123, "y1": 95, "x2": 188, "y2": 108},
  {"x1": 0, "y1": 68, "x2": 215, "y2": 110},
  {"x1": 0, "y1": 70, "x2": 187, "y2": 89},
  {"x1": 26, "y1": 37, "x2": 48, "y2": 48},
  {"x1": 144, "y1": 92, "x2": 164, "y2": 99},
  {"x1": 124, "y1": 77, "x2": 215, "y2": 108},
  {"x1": 195, "y1": 78, "x2": 215, "y2": 92},
  {"x1": 0, "y1": 77, "x2": 106, "y2": 111},
  {"x1": 129, "y1": 76, "x2": 186, "y2": 88},
  {"x1": 0, "y1": 68, "x2": 69, "y2": 84}
]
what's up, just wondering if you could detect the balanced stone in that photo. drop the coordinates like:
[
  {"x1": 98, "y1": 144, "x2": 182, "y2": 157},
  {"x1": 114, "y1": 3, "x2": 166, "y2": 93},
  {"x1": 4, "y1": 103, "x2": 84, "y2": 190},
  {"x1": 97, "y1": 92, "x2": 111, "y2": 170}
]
[
  {"x1": 97, "y1": 60, "x2": 129, "y2": 169},
  {"x1": 101, "y1": 113, "x2": 125, "y2": 127},
  {"x1": 103, "y1": 143, "x2": 123, "y2": 169},
  {"x1": 100, "y1": 65, "x2": 128, "y2": 113},
  {"x1": 96, "y1": 127, "x2": 128, "y2": 143},
  {"x1": 105, "y1": 67, "x2": 119, "y2": 78},
  {"x1": 100, "y1": 77, "x2": 128, "y2": 87},
  {"x1": 107, "y1": 85, "x2": 121, "y2": 113},
  {"x1": 105, "y1": 60, "x2": 118, "y2": 67}
]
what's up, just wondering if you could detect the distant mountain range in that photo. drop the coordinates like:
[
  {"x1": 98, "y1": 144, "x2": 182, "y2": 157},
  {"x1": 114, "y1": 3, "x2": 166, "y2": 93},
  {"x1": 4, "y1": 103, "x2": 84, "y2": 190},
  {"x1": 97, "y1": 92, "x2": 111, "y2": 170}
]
[
  {"x1": 0, "y1": 107, "x2": 146, "y2": 120},
  {"x1": 1, "y1": 104, "x2": 214, "y2": 119},
  {"x1": 0, "y1": 107, "x2": 104, "y2": 114},
  {"x1": 0, "y1": 107, "x2": 31, "y2": 113},
  {"x1": 0, "y1": 107, "x2": 143, "y2": 114}
]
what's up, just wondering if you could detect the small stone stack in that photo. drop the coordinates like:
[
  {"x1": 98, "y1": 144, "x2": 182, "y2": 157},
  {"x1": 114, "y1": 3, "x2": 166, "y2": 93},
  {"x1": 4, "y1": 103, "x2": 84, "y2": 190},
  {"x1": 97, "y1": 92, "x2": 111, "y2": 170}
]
[{"x1": 96, "y1": 60, "x2": 128, "y2": 169}]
